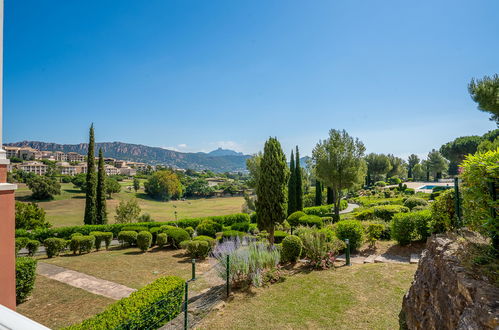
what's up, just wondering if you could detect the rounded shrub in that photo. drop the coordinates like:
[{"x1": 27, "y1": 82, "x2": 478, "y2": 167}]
[
  {"x1": 15, "y1": 237, "x2": 30, "y2": 255},
  {"x1": 156, "y1": 233, "x2": 168, "y2": 247},
  {"x1": 390, "y1": 213, "x2": 415, "y2": 246},
  {"x1": 16, "y1": 257, "x2": 37, "y2": 303},
  {"x1": 118, "y1": 231, "x2": 138, "y2": 246},
  {"x1": 180, "y1": 240, "x2": 211, "y2": 259},
  {"x1": 196, "y1": 220, "x2": 222, "y2": 238},
  {"x1": 403, "y1": 197, "x2": 428, "y2": 210},
  {"x1": 230, "y1": 221, "x2": 250, "y2": 232},
  {"x1": 137, "y1": 231, "x2": 153, "y2": 252},
  {"x1": 193, "y1": 235, "x2": 216, "y2": 247},
  {"x1": 374, "y1": 181, "x2": 386, "y2": 187},
  {"x1": 429, "y1": 189, "x2": 456, "y2": 233},
  {"x1": 149, "y1": 227, "x2": 161, "y2": 245},
  {"x1": 287, "y1": 211, "x2": 307, "y2": 228},
  {"x1": 281, "y1": 235, "x2": 302, "y2": 263},
  {"x1": 373, "y1": 205, "x2": 409, "y2": 221},
  {"x1": 334, "y1": 220, "x2": 364, "y2": 251},
  {"x1": 78, "y1": 235, "x2": 95, "y2": 254},
  {"x1": 364, "y1": 222, "x2": 385, "y2": 247},
  {"x1": 221, "y1": 230, "x2": 246, "y2": 239},
  {"x1": 387, "y1": 177, "x2": 402, "y2": 185},
  {"x1": 404, "y1": 188, "x2": 415, "y2": 195},
  {"x1": 274, "y1": 230, "x2": 288, "y2": 244},
  {"x1": 121, "y1": 226, "x2": 148, "y2": 233},
  {"x1": 184, "y1": 226, "x2": 195, "y2": 238},
  {"x1": 298, "y1": 215, "x2": 323, "y2": 228},
  {"x1": 89, "y1": 231, "x2": 113, "y2": 251},
  {"x1": 165, "y1": 228, "x2": 190, "y2": 248},
  {"x1": 44, "y1": 238, "x2": 67, "y2": 258},
  {"x1": 355, "y1": 208, "x2": 375, "y2": 220},
  {"x1": 26, "y1": 240, "x2": 40, "y2": 257}
]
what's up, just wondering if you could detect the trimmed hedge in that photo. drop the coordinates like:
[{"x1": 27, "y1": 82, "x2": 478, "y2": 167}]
[
  {"x1": 65, "y1": 276, "x2": 185, "y2": 330},
  {"x1": 221, "y1": 230, "x2": 246, "y2": 239},
  {"x1": 70, "y1": 235, "x2": 95, "y2": 254},
  {"x1": 156, "y1": 233, "x2": 168, "y2": 247},
  {"x1": 391, "y1": 210, "x2": 432, "y2": 245},
  {"x1": 15, "y1": 237, "x2": 30, "y2": 255},
  {"x1": 137, "y1": 231, "x2": 152, "y2": 252},
  {"x1": 193, "y1": 235, "x2": 216, "y2": 247},
  {"x1": 373, "y1": 205, "x2": 409, "y2": 221},
  {"x1": 403, "y1": 197, "x2": 428, "y2": 210},
  {"x1": 281, "y1": 235, "x2": 302, "y2": 263},
  {"x1": 16, "y1": 257, "x2": 37, "y2": 303},
  {"x1": 118, "y1": 231, "x2": 138, "y2": 246},
  {"x1": 121, "y1": 226, "x2": 148, "y2": 233},
  {"x1": 299, "y1": 215, "x2": 323, "y2": 228},
  {"x1": 185, "y1": 226, "x2": 195, "y2": 237},
  {"x1": 26, "y1": 240, "x2": 40, "y2": 256},
  {"x1": 165, "y1": 228, "x2": 190, "y2": 248},
  {"x1": 334, "y1": 220, "x2": 364, "y2": 251},
  {"x1": 180, "y1": 240, "x2": 211, "y2": 259},
  {"x1": 196, "y1": 220, "x2": 223, "y2": 238},
  {"x1": 303, "y1": 200, "x2": 348, "y2": 217},
  {"x1": 230, "y1": 221, "x2": 250, "y2": 232},
  {"x1": 274, "y1": 230, "x2": 288, "y2": 244},
  {"x1": 287, "y1": 211, "x2": 306, "y2": 228},
  {"x1": 44, "y1": 238, "x2": 67, "y2": 258},
  {"x1": 89, "y1": 231, "x2": 113, "y2": 250}
]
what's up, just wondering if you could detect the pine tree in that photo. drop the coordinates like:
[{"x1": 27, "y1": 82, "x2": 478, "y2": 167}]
[
  {"x1": 295, "y1": 146, "x2": 303, "y2": 211},
  {"x1": 287, "y1": 150, "x2": 296, "y2": 216},
  {"x1": 256, "y1": 137, "x2": 290, "y2": 245},
  {"x1": 96, "y1": 148, "x2": 107, "y2": 224},
  {"x1": 314, "y1": 180, "x2": 322, "y2": 206},
  {"x1": 84, "y1": 124, "x2": 97, "y2": 225}
]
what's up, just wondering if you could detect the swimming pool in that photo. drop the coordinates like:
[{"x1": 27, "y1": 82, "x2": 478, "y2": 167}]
[{"x1": 418, "y1": 185, "x2": 438, "y2": 190}]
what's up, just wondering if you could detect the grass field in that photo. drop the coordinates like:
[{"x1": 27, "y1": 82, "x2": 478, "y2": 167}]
[
  {"x1": 16, "y1": 181, "x2": 245, "y2": 227},
  {"x1": 16, "y1": 275, "x2": 114, "y2": 329},
  {"x1": 198, "y1": 263, "x2": 416, "y2": 329}
]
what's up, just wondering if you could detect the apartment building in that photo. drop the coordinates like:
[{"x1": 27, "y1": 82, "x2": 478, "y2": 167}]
[
  {"x1": 18, "y1": 161, "x2": 48, "y2": 175},
  {"x1": 104, "y1": 164, "x2": 120, "y2": 176},
  {"x1": 119, "y1": 166, "x2": 137, "y2": 176},
  {"x1": 67, "y1": 152, "x2": 85, "y2": 162},
  {"x1": 4, "y1": 146, "x2": 41, "y2": 160}
]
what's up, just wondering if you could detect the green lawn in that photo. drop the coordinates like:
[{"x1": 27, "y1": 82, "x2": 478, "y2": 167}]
[
  {"x1": 16, "y1": 181, "x2": 245, "y2": 227},
  {"x1": 198, "y1": 263, "x2": 416, "y2": 329}
]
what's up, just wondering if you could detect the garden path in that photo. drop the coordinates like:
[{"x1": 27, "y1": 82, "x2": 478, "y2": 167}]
[
  {"x1": 36, "y1": 262, "x2": 136, "y2": 300},
  {"x1": 339, "y1": 203, "x2": 359, "y2": 214}
]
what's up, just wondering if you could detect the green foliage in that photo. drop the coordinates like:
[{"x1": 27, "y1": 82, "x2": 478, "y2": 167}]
[
  {"x1": 193, "y1": 235, "x2": 216, "y2": 247},
  {"x1": 96, "y1": 149, "x2": 107, "y2": 224},
  {"x1": 144, "y1": 170, "x2": 183, "y2": 201},
  {"x1": 121, "y1": 226, "x2": 148, "y2": 232},
  {"x1": 256, "y1": 137, "x2": 290, "y2": 244},
  {"x1": 15, "y1": 237, "x2": 30, "y2": 255},
  {"x1": 137, "y1": 231, "x2": 153, "y2": 252},
  {"x1": 138, "y1": 213, "x2": 153, "y2": 222},
  {"x1": 373, "y1": 205, "x2": 409, "y2": 221},
  {"x1": 461, "y1": 149, "x2": 499, "y2": 249},
  {"x1": 468, "y1": 74, "x2": 499, "y2": 124},
  {"x1": 89, "y1": 231, "x2": 113, "y2": 250},
  {"x1": 365, "y1": 153, "x2": 391, "y2": 183},
  {"x1": 221, "y1": 230, "x2": 247, "y2": 239},
  {"x1": 287, "y1": 211, "x2": 307, "y2": 228},
  {"x1": 281, "y1": 235, "x2": 302, "y2": 263},
  {"x1": 427, "y1": 149, "x2": 448, "y2": 180},
  {"x1": 404, "y1": 188, "x2": 415, "y2": 195},
  {"x1": 26, "y1": 240, "x2": 40, "y2": 256},
  {"x1": 295, "y1": 146, "x2": 303, "y2": 211},
  {"x1": 274, "y1": 230, "x2": 288, "y2": 244},
  {"x1": 16, "y1": 257, "x2": 37, "y2": 303},
  {"x1": 365, "y1": 223, "x2": 385, "y2": 247},
  {"x1": 133, "y1": 178, "x2": 140, "y2": 192},
  {"x1": 65, "y1": 276, "x2": 185, "y2": 329},
  {"x1": 374, "y1": 181, "x2": 386, "y2": 187},
  {"x1": 288, "y1": 149, "x2": 297, "y2": 215},
  {"x1": 70, "y1": 235, "x2": 95, "y2": 254},
  {"x1": 156, "y1": 233, "x2": 168, "y2": 247},
  {"x1": 387, "y1": 177, "x2": 402, "y2": 185},
  {"x1": 298, "y1": 215, "x2": 323, "y2": 228},
  {"x1": 407, "y1": 154, "x2": 420, "y2": 179},
  {"x1": 15, "y1": 202, "x2": 50, "y2": 230},
  {"x1": 118, "y1": 231, "x2": 138, "y2": 246},
  {"x1": 44, "y1": 238, "x2": 67, "y2": 258},
  {"x1": 105, "y1": 177, "x2": 121, "y2": 198},
  {"x1": 391, "y1": 210, "x2": 432, "y2": 245},
  {"x1": 314, "y1": 180, "x2": 323, "y2": 206},
  {"x1": 115, "y1": 199, "x2": 141, "y2": 223},
  {"x1": 300, "y1": 230, "x2": 346, "y2": 269},
  {"x1": 429, "y1": 189, "x2": 456, "y2": 233},
  {"x1": 26, "y1": 175, "x2": 61, "y2": 200},
  {"x1": 303, "y1": 200, "x2": 348, "y2": 217},
  {"x1": 231, "y1": 221, "x2": 250, "y2": 232},
  {"x1": 196, "y1": 220, "x2": 223, "y2": 238},
  {"x1": 184, "y1": 226, "x2": 194, "y2": 237},
  {"x1": 164, "y1": 228, "x2": 190, "y2": 248},
  {"x1": 403, "y1": 197, "x2": 428, "y2": 210},
  {"x1": 355, "y1": 208, "x2": 374, "y2": 220},
  {"x1": 335, "y1": 220, "x2": 364, "y2": 251},
  {"x1": 180, "y1": 240, "x2": 211, "y2": 258},
  {"x1": 84, "y1": 124, "x2": 97, "y2": 225},
  {"x1": 440, "y1": 135, "x2": 481, "y2": 174},
  {"x1": 386, "y1": 155, "x2": 407, "y2": 179}
]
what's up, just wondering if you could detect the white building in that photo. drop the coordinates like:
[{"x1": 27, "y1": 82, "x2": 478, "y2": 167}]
[{"x1": 18, "y1": 161, "x2": 48, "y2": 175}]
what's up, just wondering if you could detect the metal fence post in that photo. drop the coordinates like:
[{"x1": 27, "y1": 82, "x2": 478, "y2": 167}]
[
  {"x1": 454, "y1": 177, "x2": 462, "y2": 227},
  {"x1": 184, "y1": 281, "x2": 188, "y2": 330},
  {"x1": 345, "y1": 239, "x2": 351, "y2": 266},
  {"x1": 191, "y1": 259, "x2": 196, "y2": 281},
  {"x1": 226, "y1": 255, "x2": 230, "y2": 297}
]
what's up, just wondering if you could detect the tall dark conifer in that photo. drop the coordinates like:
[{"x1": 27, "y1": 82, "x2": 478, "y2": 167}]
[
  {"x1": 326, "y1": 187, "x2": 334, "y2": 205},
  {"x1": 84, "y1": 124, "x2": 97, "y2": 225},
  {"x1": 314, "y1": 180, "x2": 322, "y2": 206},
  {"x1": 295, "y1": 146, "x2": 303, "y2": 211},
  {"x1": 96, "y1": 148, "x2": 107, "y2": 224},
  {"x1": 287, "y1": 150, "x2": 296, "y2": 216}
]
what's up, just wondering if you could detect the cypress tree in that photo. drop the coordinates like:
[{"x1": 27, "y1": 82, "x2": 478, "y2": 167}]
[
  {"x1": 314, "y1": 180, "x2": 322, "y2": 206},
  {"x1": 326, "y1": 187, "x2": 334, "y2": 205},
  {"x1": 96, "y1": 148, "x2": 107, "y2": 224},
  {"x1": 287, "y1": 150, "x2": 296, "y2": 216},
  {"x1": 295, "y1": 146, "x2": 303, "y2": 211},
  {"x1": 256, "y1": 137, "x2": 289, "y2": 245},
  {"x1": 84, "y1": 124, "x2": 97, "y2": 225}
]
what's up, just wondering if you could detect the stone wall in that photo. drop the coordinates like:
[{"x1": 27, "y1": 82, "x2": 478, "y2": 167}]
[{"x1": 401, "y1": 231, "x2": 498, "y2": 329}]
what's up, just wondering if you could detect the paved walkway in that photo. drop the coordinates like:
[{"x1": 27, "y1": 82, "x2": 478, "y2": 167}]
[
  {"x1": 339, "y1": 203, "x2": 359, "y2": 214},
  {"x1": 37, "y1": 262, "x2": 136, "y2": 300},
  {"x1": 336, "y1": 253, "x2": 420, "y2": 265}
]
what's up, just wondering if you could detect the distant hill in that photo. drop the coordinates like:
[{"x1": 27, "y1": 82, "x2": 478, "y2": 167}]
[{"x1": 6, "y1": 141, "x2": 250, "y2": 173}]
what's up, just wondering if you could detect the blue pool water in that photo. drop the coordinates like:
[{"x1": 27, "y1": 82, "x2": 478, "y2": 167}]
[{"x1": 419, "y1": 185, "x2": 438, "y2": 190}]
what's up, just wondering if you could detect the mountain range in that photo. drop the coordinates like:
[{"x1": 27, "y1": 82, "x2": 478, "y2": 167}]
[{"x1": 6, "y1": 141, "x2": 251, "y2": 172}]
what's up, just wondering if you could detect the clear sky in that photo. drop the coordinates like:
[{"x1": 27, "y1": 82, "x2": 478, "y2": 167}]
[{"x1": 4, "y1": 0, "x2": 498, "y2": 159}]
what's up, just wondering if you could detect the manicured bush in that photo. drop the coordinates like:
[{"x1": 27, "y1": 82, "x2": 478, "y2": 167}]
[
  {"x1": 15, "y1": 228, "x2": 33, "y2": 240},
  {"x1": 365, "y1": 223, "x2": 385, "y2": 247},
  {"x1": 70, "y1": 232, "x2": 83, "y2": 239},
  {"x1": 355, "y1": 208, "x2": 375, "y2": 220},
  {"x1": 89, "y1": 231, "x2": 113, "y2": 251},
  {"x1": 281, "y1": 235, "x2": 302, "y2": 263},
  {"x1": 404, "y1": 188, "x2": 415, "y2": 195},
  {"x1": 274, "y1": 230, "x2": 288, "y2": 244},
  {"x1": 15, "y1": 237, "x2": 30, "y2": 255},
  {"x1": 121, "y1": 226, "x2": 148, "y2": 233},
  {"x1": 193, "y1": 235, "x2": 216, "y2": 247},
  {"x1": 159, "y1": 225, "x2": 177, "y2": 233},
  {"x1": 221, "y1": 230, "x2": 246, "y2": 239},
  {"x1": 429, "y1": 189, "x2": 456, "y2": 233},
  {"x1": 66, "y1": 276, "x2": 185, "y2": 329},
  {"x1": 303, "y1": 201, "x2": 348, "y2": 217},
  {"x1": 165, "y1": 228, "x2": 190, "y2": 248},
  {"x1": 230, "y1": 221, "x2": 250, "y2": 232},
  {"x1": 387, "y1": 177, "x2": 402, "y2": 185},
  {"x1": 334, "y1": 220, "x2": 364, "y2": 251},
  {"x1": 26, "y1": 240, "x2": 40, "y2": 256},
  {"x1": 196, "y1": 220, "x2": 223, "y2": 238},
  {"x1": 69, "y1": 236, "x2": 80, "y2": 254},
  {"x1": 149, "y1": 227, "x2": 161, "y2": 245},
  {"x1": 413, "y1": 210, "x2": 432, "y2": 241},
  {"x1": 287, "y1": 211, "x2": 306, "y2": 228},
  {"x1": 118, "y1": 231, "x2": 138, "y2": 246},
  {"x1": 318, "y1": 227, "x2": 336, "y2": 242},
  {"x1": 412, "y1": 205, "x2": 428, "y2": 211},
  {"x1": 180, "y1": 240, "x2": 211, "y2": 259},
  {"x1": 16, "y1": 257, "x2": 37, "y2": 303},
  {"x1": 185, "y1": 226, "x2": 195, "y2": 237},
  {"x1": 390, "y1": 213, "x2": 416, "y2": 246},
  {"x1": 137, "y1": 231, "x2": 152, "y2": 252},
  {"x1": 403, "y1": 197, "x2": 428, "y2": 210},
  {"x1": 78, "y1": 235, "x2": 95, "y2": 254},
  {"x1": 373, "y1": 205, "x2": 409, "y2": 221},
  {"x1": 156, "y1": 233, "x2": 168, "y2": 247},
  {"x1": 44, "y1": 238, "x2": 67, "y2": 258},
  {"x1": 350, "y1": 196, "x2": 404, "y2": 207},
  {"x1": 374, "y1": 181, "x2": 386, "y2": 187},
  {"x1": 299, "y1": 215, "x2": 323, "y2": 228}
]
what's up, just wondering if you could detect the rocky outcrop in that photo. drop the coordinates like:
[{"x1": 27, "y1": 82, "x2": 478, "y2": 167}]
[{"x1": 401, "y1": 231, "x2": 499, "y2": 329}]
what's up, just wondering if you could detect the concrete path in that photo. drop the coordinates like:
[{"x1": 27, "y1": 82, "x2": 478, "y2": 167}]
[
  {"x1": 37, "y1": 262, "x2": 136, "y2": 300},
  {"x1": 336, "y1": 253, "x2": 418, "y2": 265},
  {"x1": 339, "y1": 203, "x2": 359, "y2": 214}
]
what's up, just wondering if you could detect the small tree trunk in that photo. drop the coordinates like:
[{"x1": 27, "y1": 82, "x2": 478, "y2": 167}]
[{"x1": 268, "y1": 226, "x2": 275, "y2": 246}]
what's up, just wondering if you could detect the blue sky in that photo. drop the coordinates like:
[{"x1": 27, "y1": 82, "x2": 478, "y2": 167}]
[{"x1": 4, "y1": 0, "x2": 498, "y2": 159}]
